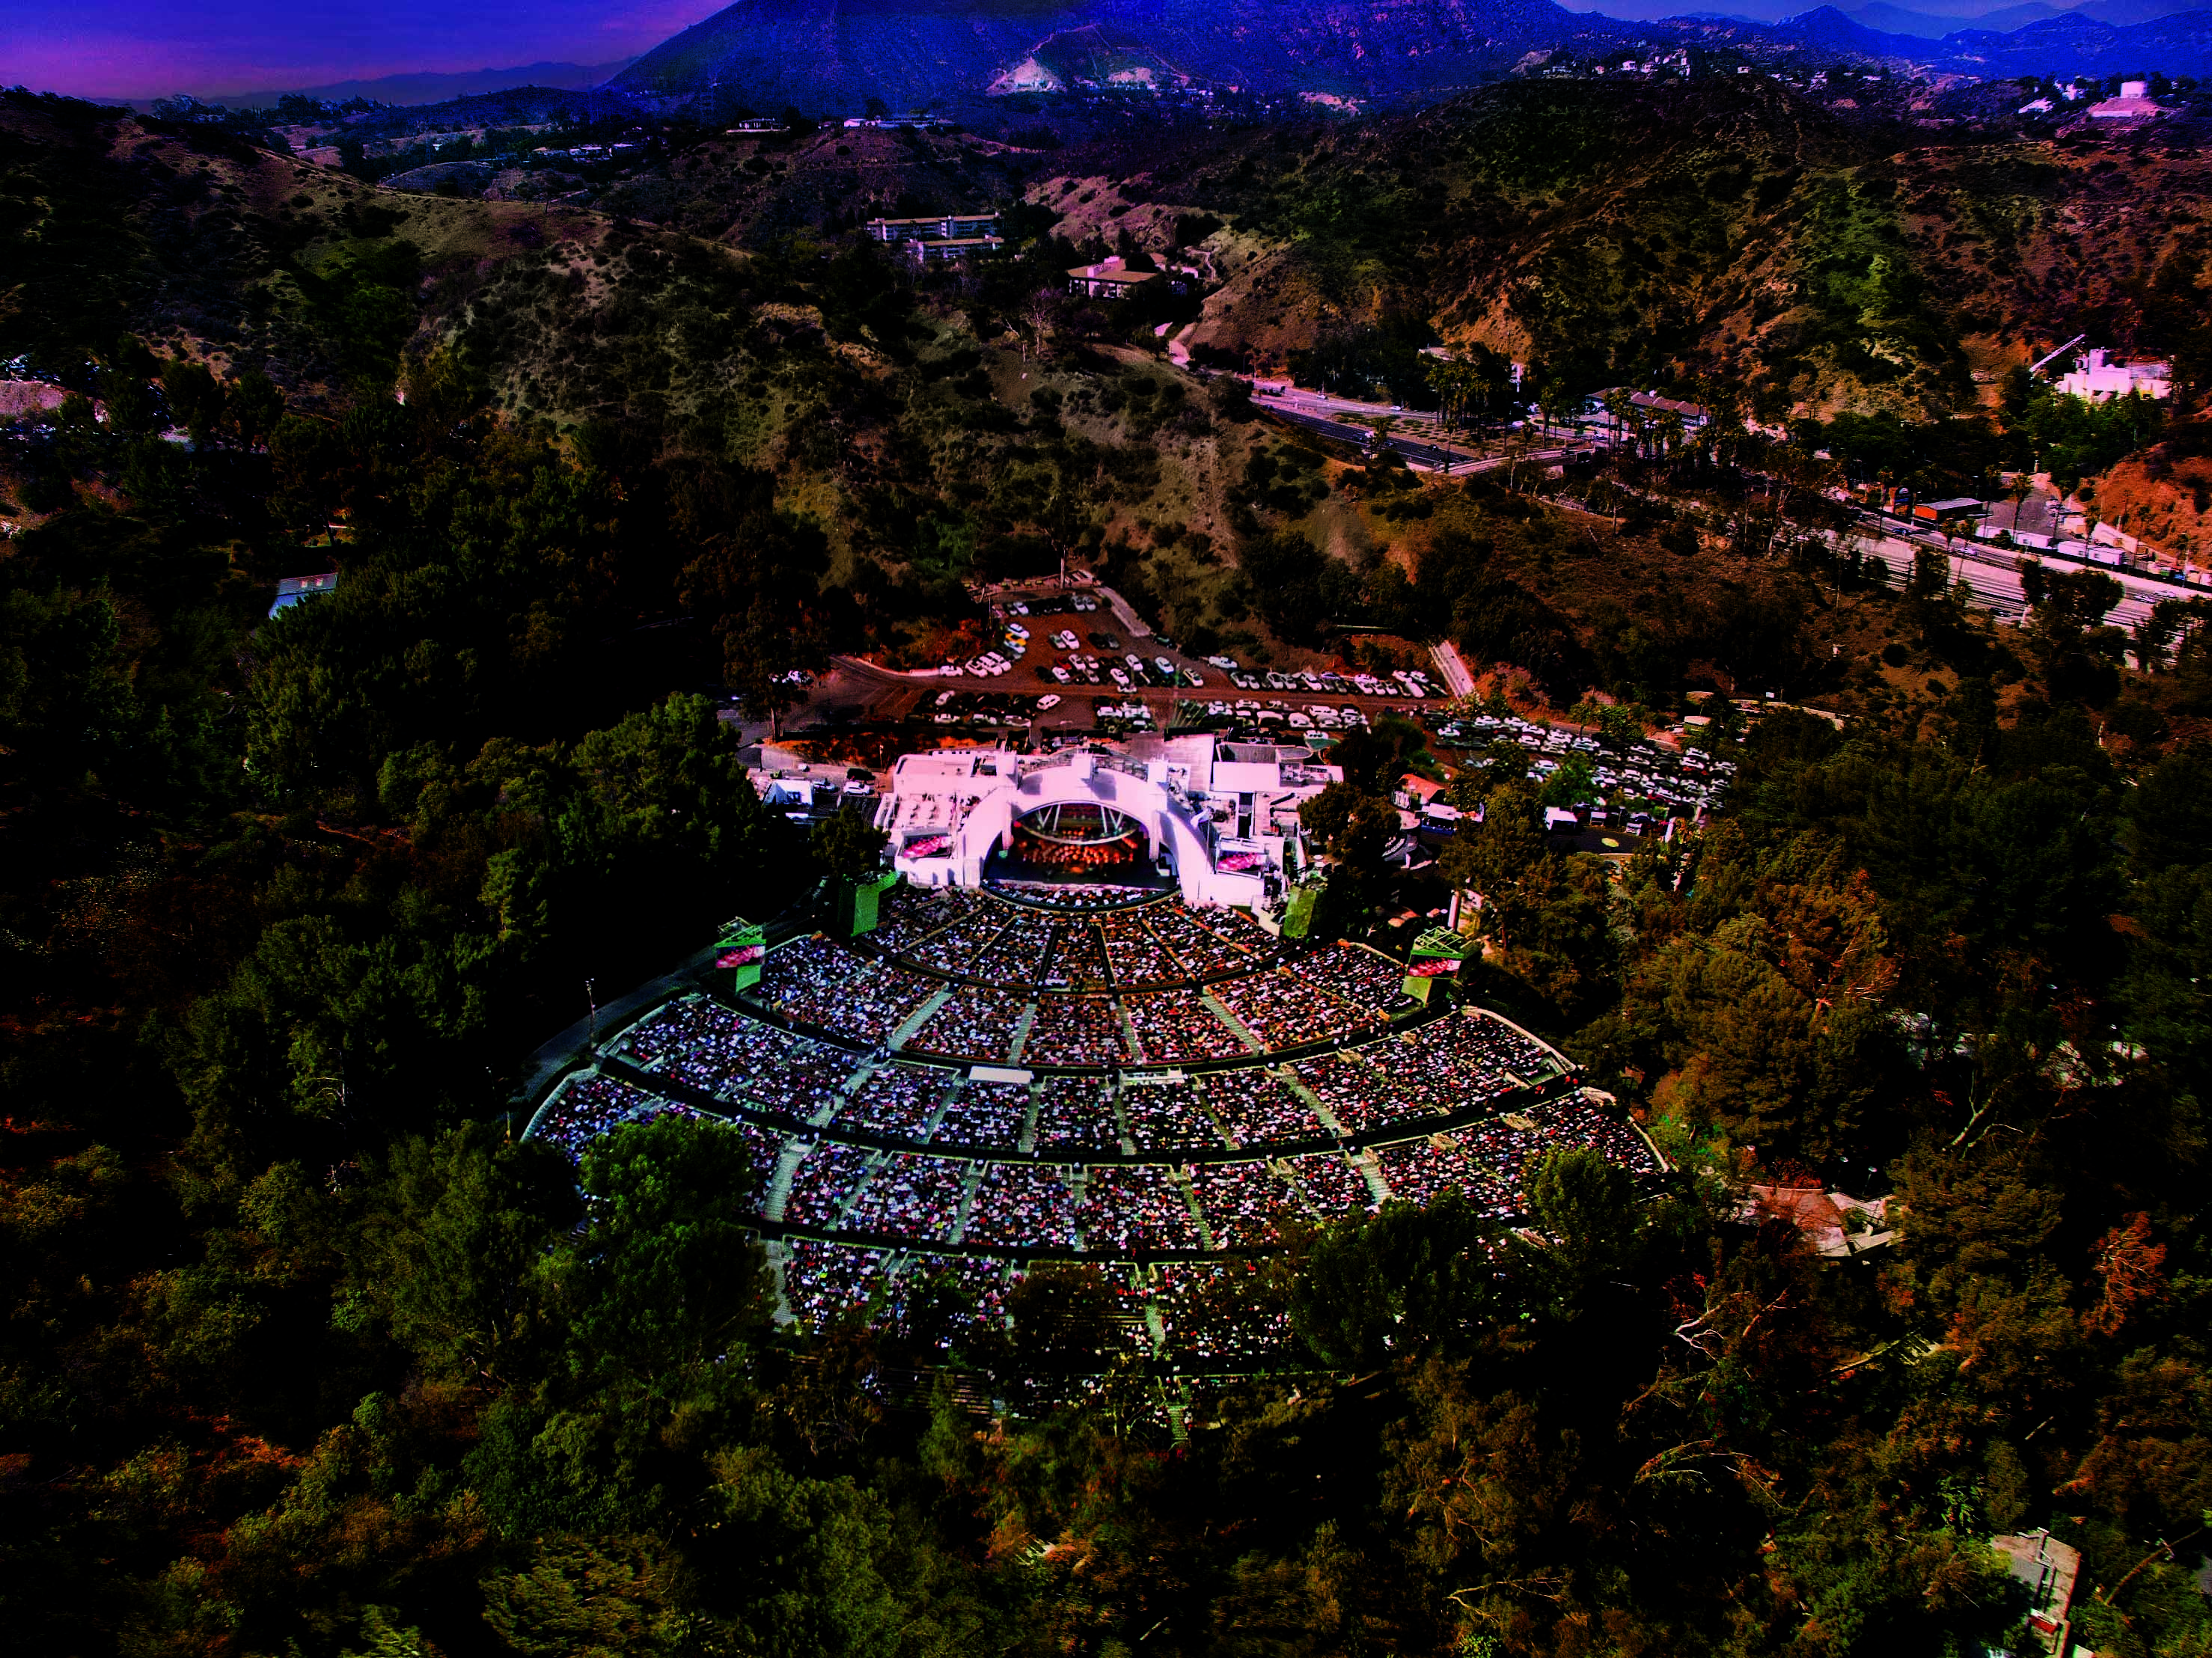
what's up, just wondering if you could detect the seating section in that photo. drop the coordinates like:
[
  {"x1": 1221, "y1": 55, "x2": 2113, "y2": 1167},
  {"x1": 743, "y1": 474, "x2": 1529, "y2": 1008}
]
[
  {"x1": 1122, "y1": 991, "x2": 1249, "y2": 1062},
  {"x1": 1203, "y1": 1069, "x2": 1325, "y2": 1146},
  {"x1": 1024, "y1": 995, "x2": 1132, "y2": 1067},
  {"x1": 530, "y1": 892, "x2": 1663, "y2": 1371},
  {"x1": 905, "y1": 985, "x2": 1027, "y2": 1062},
  {"x1": 1119, "y1": 1080, "x2": 1223, "y2": 1152}
]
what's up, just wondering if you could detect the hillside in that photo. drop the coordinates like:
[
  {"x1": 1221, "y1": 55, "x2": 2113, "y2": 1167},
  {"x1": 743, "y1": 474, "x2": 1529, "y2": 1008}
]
[
  {"x1": 589, "y1": 120, "x2": 1036, "y2": 246},
  {"x1": 14, "y1": 79, "x2": 2212, "y2": 1658},
  {"x1": 603, "y1": 0, "x2": 2212, "y2": 116},
  {"x1": 611, "y1": 0, "x2": 1626, "y2": 113},
  {"x1": 0, "y1": 93, "x2": 605, "y2": 406},
  {"x1": 1022, "y1": 76, "x2": 2212, "y2": 417}
]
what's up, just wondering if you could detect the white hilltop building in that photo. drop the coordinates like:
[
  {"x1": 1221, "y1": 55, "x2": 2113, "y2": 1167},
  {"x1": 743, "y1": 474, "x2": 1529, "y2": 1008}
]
[
  {"x1": 2056, "y1": 348, "x2": 2171, "y2": 403},
  {"x1": 2089, "y1": 80, "x2": 2166, "y2": 121},
  {"x1": 876, "y1": 738, "x2": 1341, "y2": 908}
]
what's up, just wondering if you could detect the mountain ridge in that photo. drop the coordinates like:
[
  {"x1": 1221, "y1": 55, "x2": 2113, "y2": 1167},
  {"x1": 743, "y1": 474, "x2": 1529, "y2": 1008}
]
[
  {"x1": 189, "y1": 60, "x2": 637, "y2": 111},
  {"x1": 609, "y1": 0, "x2": 2212, "y2": 112}
]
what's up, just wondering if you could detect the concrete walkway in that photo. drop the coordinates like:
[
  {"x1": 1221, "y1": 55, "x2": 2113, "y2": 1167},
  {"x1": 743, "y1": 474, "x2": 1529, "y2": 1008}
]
[{"x1": 513, "y1": 945, "x2": 716, "y2": 1107}]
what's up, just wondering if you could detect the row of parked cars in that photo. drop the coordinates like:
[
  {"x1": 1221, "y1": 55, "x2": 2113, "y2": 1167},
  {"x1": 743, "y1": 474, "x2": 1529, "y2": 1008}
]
[
  {"x1": 1221, "y1": 664, "x2": 1440, "y2": 699},
  {"x1": 1045, "y1": 652, "x2": 1206, "y2": 691}
]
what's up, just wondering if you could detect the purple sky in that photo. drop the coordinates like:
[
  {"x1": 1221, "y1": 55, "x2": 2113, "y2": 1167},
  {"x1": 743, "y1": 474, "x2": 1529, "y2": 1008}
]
[{"x1": 5, "y1": 0, "x2": 720, "y2": 100}]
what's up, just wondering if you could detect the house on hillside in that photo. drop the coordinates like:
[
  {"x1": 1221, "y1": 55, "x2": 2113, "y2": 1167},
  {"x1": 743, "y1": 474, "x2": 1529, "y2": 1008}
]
[
  {"x1": 727, "y1": 117, "x2": 788, "y2": 133},
  {"x1": 2057, "y1": 348, "x2": 2171, "y2": 402},
  {"x1": 1741, "y1": 1186, "x2": 1894, "y2": 1257},
  {"x1": 1065, "y1": 257, "x2": 1187, "y2": 301},
  {"x1": 1991, "y1": 1531, "x2": 2080, "y2": 1655},
  {"x1": 1627, "y1": 390, "x2": 1708, "y2": 427},
  {"x1": 269, "y1": 571, "x2": 340, "y2": 620}
]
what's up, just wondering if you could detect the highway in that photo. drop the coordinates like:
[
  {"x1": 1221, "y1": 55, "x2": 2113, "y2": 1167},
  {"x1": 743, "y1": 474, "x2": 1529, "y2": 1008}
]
[
  {"x1": 1249, "y1": 378, "x2": 2195, "y2": 637},
  {"x1": 1844, "y1": 512, "x2": 2187, "y2": 631}
]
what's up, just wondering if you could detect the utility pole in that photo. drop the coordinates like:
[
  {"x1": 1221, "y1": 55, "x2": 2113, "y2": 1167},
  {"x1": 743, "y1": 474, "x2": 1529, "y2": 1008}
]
[{"x1": 586, "y1": 978, "x2": 599, "y2": 1046}]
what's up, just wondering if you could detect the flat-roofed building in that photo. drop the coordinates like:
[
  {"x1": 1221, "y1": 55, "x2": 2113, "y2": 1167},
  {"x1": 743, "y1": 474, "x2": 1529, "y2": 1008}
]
[
  {"x1": 1065, "y1": 257, "x2": 1188, "y2": 301},
  {"x1": 868, "y1": 212, "x2": 1003, "y2": 243},
  {"x1": 904, "y1": 234, "x2": 1004, "y2": 264}
]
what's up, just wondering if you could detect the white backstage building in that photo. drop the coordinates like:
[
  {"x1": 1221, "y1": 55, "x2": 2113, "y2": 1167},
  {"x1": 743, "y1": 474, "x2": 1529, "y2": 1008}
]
[{"x1": 874, "y1": 739, "x2": 1342, "y2": 910}]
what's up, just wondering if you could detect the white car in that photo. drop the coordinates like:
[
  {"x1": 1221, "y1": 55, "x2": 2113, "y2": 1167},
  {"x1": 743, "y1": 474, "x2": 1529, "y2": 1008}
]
[
  {"x1": 1154, "y1": 655, "x2": 1176, "y2": 679},
  {"x1": 1109, "y1": 667, "x2": 1132, "y2": 688},
  {"x1": 1036, "y1": 694, "x2": 1062, "y2": 711}
]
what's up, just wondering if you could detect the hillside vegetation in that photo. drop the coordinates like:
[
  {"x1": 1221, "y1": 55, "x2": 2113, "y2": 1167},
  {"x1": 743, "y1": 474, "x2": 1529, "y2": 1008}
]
[
  {"x1": 9, "y1": 85, "x2": 2212, "y2": 1658},
  {"x1": 1041, "y1": 78, "x2": 2212, "y2": 417}
]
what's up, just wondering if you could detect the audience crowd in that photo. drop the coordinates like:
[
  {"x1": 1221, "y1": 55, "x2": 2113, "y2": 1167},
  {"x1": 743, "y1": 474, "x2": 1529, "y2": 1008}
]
[
  {"x1": 985, "y1": 879, "x2": 1160, "y2": 911},
  {"x1": 1203, "y1": 1069, "x2": 1327, "y2": 1146},
  {"x1": 842, "y1": 1151, "x2": 973, "y2": 1244},
  {"x1": 1294, "y1": 943, "x2": 1417, "y2": 1012},
  {"x1": 536, "y1": 911, "x2": 1663, "y2": 1374},
  {"x1": 1150, "y1": 1261, "x2": 1298, "y2": 1365},
  {"x1": 1118, "y1": 1081, "x2": 1225, "y2": 1152},
  {"x1": 1032, "y1": 1074, "x2": 1125, "y2": 1150},
  {"x1": 781, "y1": 1140, "x2": 876, "y2": 1228},
  {"x1": 625, "y1": 997, "x2": 858, "y2": 1122},
  {"x1": 831, "y1": 1065, "x2": 950, "y2": 1139},
  {"x1": 1285, "y1": 1151, "x2": 1378, "y2": 1217},
  {"x1": 1213, "y1": 968, "x2": 1384, "y2": 1050},
  {"x1": 964, "y1": 1163, "x2": 1078, "y2": 1249},
  {"x1": 931, "y1": 1079, "x2": 1032, "y2": 1151},
  {"x1": 1188, "y1": 1160, "x2": 1301, "y2": 1249},
  {"x1": 1080, "y1": 1165, "x2": 1204, "y2": 1252},
  {"x1": 534, "y1": 1071, "x2": 701, "y2": 1161},
  {"x1": 1022, "y1": 995, "x2": 1134, "y2": 1067},
  {"x1": 858, "y1": 890, "x2": 1282, "y2": 997},
  {"x1": 1122, "y1": 991, "x2": 1250, "y2": 1062},
  {"x1": 906, "y1": 985, "x2": 1029, "y2": 1062},
  {"x1": 760, "y1": 939, "x2": 938, "y2": 1043}
]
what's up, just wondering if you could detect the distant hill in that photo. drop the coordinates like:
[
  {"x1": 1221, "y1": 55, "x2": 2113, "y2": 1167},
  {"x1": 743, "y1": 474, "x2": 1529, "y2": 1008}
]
[
  {"x1": 611, "y1": 0, "x2": 1627, "y2": 111},
  {"x1": 196, "y1": 61, "x2": 635, "y2": 111},
  {"x1": 988, "y1": 25, "x2": 1201, "y2": 94},
  {"x1": 611, "y1": 0, "x2": 2212, "y2": 111},
  {"x1": 1848, "y1": 1, "x2": 2063, "y2": 38}
]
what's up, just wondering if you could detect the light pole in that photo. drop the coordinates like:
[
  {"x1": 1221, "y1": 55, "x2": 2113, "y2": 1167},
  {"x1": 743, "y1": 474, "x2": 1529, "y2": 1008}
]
[{"x1": 586, "y1": 978, "x2": 599, "y2": 1046}]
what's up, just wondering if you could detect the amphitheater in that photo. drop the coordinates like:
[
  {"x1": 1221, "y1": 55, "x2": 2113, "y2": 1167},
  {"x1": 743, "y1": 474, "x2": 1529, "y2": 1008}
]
[{"x1": 526, "y1": 873, "x2": 1665, "y2": 1373}]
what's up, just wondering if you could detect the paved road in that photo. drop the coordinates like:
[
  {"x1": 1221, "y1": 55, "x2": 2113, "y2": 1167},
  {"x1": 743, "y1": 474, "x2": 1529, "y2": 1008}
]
[
  {"x1": 1248, "y1": 375, "x2": 2195, "y2": 636},
  {"x1": 513, "y1": 944, "x2": 715, "y2": 1110},
  {"x1": 1845, "y1": 511, "x2": 2180, "y2": 631},
  {"x1": 1255, "y1": 396, "x2": 1577, "y2": 477}
]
